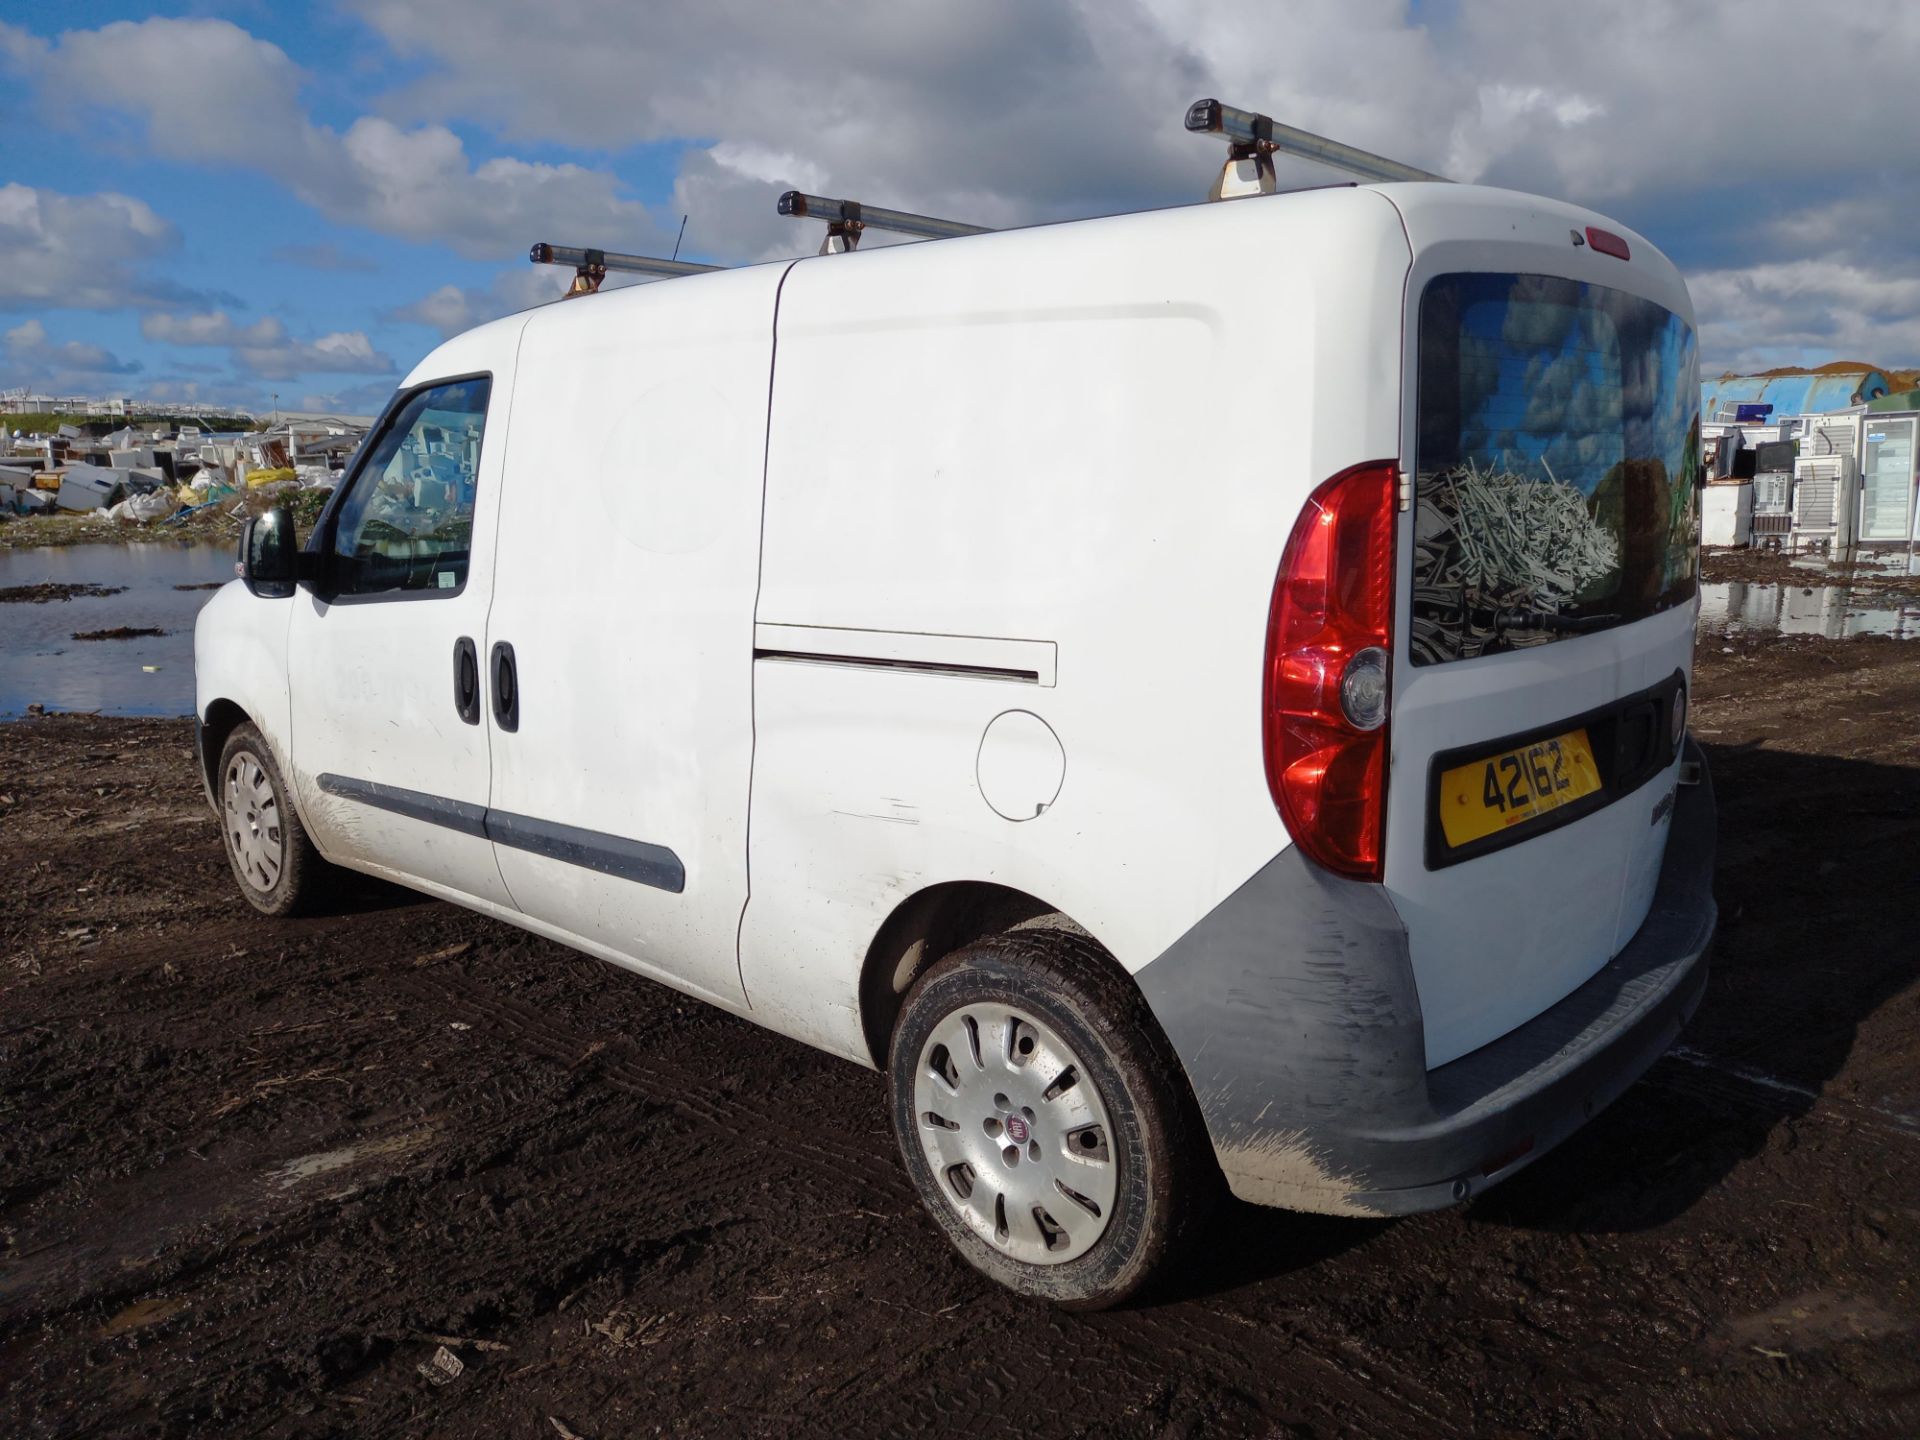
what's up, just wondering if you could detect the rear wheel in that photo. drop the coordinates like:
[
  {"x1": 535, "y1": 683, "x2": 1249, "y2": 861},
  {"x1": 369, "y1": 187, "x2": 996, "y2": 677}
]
[
  {"x1": 888, "y1": 928, "x2": 1212, "y2": 1308},
  {"x1": 218, "y1": 723, "x2": 334, "y2": 917}
]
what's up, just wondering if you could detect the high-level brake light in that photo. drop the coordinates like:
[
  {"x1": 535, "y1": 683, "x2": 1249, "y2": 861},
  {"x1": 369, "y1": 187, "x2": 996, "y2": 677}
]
[
  {"x1": 1263, "y1": 461, "x2": 1398, "y2": 880},
  {"x1": 1585, "y1": 226, "x2": 1631, "y2": 261}
]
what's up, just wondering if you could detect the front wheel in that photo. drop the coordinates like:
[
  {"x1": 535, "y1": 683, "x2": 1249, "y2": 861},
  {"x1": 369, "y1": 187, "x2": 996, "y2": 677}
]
[
  {"x1": 888, "y1": 928, "x2": 1213, "y2": 1308},
  {"x1": 217, "y1": 722, "x2": 335, "y2": 917}
]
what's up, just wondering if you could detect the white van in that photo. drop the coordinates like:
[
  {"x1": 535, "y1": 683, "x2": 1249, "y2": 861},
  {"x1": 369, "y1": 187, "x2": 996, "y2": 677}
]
[{"x1": 196, "y1": 181, "x2": 1716, "y2": 1307}]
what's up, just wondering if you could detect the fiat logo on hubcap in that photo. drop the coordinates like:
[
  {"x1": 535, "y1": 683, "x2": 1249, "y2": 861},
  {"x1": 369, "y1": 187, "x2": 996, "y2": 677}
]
[{"x1": 1005, "y1": 1114, "x2": 1030, "y2": 1144}]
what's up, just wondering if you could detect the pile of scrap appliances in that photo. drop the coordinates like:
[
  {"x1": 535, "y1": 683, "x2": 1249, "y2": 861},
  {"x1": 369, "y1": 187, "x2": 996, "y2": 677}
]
[
  {"x1": 1699, "y1": 371, "x2": 1920, "y2": 553},
  {"x1": 0, "y1": 417, "x2": 367, "y2": 526}
]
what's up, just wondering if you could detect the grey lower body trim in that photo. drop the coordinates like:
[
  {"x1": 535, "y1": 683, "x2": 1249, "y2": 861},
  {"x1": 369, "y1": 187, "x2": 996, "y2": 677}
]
[
  {"x1": 485, "y1": 808, "x2": 685, "y2": 893},
  {"x1": 317, "y1": 773, "x2": 488, "y2": 836},
  {"x1": 1136, "y1": 739, "x2": 1717, "y2": 1218},
  {"x1": 315, "y1": 773, "x2": 684, "y2": 894}
]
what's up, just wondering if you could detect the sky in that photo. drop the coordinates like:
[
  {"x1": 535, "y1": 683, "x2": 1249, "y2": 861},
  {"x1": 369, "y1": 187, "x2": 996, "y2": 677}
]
[{"x1": 2, "y1": 1, "x2": 1917, "y2": 415}]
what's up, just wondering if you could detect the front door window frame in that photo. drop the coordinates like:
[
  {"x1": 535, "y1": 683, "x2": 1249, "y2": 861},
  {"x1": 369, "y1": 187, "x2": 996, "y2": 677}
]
[{"x1": 304, "y1": 370, "x2": 494, "y2": 607}]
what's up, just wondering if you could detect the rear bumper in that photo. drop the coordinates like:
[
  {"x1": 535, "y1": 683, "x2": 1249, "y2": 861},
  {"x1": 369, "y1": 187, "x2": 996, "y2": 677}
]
[{"x1": 1135, "y1": 740, "x2": 1716, "y2": 1218}]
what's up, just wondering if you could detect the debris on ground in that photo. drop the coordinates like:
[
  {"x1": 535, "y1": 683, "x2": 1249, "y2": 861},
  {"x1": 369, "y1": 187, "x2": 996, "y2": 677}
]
[
  {"x1": 1703, "y1": 545, "x2": 1920, "y2": 603},
  {"x1": 70, "y1": 627, "x2": 167, "y2": 641},
  {"x1": 417, "y1": 1346, "x2": 465, "y2": 1387},
  {"x1": 2, "y1": 417, "x2": 355, "y2": 550},
  {"x1": 0, "y1": 582, "x2": 128, "y2": 604}
]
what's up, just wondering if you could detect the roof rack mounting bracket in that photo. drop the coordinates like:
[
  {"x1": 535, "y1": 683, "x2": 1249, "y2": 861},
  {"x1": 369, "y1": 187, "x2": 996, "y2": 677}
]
[{"x1": 1211, "y1": 140, "x2": 1278, "y2": 201}]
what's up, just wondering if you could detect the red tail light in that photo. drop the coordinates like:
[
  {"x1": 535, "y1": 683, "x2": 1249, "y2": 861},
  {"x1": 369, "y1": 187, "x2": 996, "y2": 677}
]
[{"x1": 1263, "y1": 460, "x2": 1397, "y2": 880}]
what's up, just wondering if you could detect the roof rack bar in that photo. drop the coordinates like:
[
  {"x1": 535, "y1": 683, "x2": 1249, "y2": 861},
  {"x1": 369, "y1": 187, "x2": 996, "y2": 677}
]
[
  {"x1": 529, "y1": 241, "x2": 722, "y2": 297},
  {"x1": 1184, "y1": 98, "x2": 1446, "y2": 188},
  {"x1": 777, "y1": 191, "x2": 991, "y2": 254}
]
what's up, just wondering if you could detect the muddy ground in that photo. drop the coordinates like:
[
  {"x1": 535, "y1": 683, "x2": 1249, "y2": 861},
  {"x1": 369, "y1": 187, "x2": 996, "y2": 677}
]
[
  {"x1": 3, "y1": 634, "x2": 1919, "y2": 1439},
  {"x1": 1701, "y1": 545, "x2": 1920, "y2": 602}
]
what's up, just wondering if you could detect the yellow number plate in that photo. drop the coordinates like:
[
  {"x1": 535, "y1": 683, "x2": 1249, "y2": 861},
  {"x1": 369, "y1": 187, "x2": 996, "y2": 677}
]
[{"x1": 1439, "y1": 729, "x2": 1604, "y2": 848}]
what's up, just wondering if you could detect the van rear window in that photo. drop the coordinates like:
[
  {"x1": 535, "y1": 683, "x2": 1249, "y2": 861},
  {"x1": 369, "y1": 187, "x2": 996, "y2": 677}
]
[{"x1": 1411, "y1": 272, "x2": 1700, "y2": 666}]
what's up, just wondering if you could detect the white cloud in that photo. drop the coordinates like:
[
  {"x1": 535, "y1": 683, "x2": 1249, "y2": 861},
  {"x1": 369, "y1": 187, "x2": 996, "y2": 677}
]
[
  {"x1": 257, "y1": 331, "x2": 390, "y2": 380},
  {"x1": 353, "y1": 0, "x2": 1211, "y2": 261},
  {"x1": 387, "y1": 267, "x2": 570, "y2": 339},
  {"x1": 2, "y1": 318, "x2": 143, "y2": 379},
  {"x1": 1690, "y1": 260, "x2": 1920, "y2": 376},
  {"x1": 140, "y1": 309, "x2": 398, "y2": 381},
  {"x1": 141, "y1": 311, "x2": 283, "y2": 348},
  {"x1": 25, "y1": 17, "x2": 670, "y2": 261},
  {"x1": 1440, "y1": 1, "x2": 1920, "y2": 201},
  {"x1": 386, "y1": 284, "x2": 475, "y2": 339},
  {"x1": 296, "y1": 379, "x2": 403, "y2": 415},
  {"x1": 0, "y1": 182, "x2": 206, "y2": 312},
  {"x1": 0, "y1": 20, "x2": 47, "y2": 69}
]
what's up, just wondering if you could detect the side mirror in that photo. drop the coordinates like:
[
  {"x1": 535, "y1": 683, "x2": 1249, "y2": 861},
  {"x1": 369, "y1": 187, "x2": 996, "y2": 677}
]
[{"x1": 239, "y1": 505, "x2": 299, "y2": 599}]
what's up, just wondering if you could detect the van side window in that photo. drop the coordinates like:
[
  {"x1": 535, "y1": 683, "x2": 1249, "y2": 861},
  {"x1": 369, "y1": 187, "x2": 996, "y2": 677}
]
[{"x1": 328, "y1": 376, "x2": 491, "y2": 597}]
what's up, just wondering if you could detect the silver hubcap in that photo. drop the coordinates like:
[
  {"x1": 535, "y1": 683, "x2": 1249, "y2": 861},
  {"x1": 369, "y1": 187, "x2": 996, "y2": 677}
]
[
  {"x1": 223, "y1": 752, "x2": 284, "y2": 892},
  {"x1": 912, "y1": 1004, "x2": 1117, "y2": 1265}
]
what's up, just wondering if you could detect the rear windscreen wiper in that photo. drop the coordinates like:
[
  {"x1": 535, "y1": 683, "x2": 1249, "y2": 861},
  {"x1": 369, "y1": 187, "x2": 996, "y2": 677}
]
[{"x1": 1493, "y1": 610, "x2": 1622, "y2": 635}]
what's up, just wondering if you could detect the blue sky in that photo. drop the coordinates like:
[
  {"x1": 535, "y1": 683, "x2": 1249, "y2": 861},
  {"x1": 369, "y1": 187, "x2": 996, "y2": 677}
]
[
  {"x1": 4, "y1": 2, "x2": 1917, "y2": 414},
  {"x1": 1, "y1": 3, "x2": 705, "y2": 412}
]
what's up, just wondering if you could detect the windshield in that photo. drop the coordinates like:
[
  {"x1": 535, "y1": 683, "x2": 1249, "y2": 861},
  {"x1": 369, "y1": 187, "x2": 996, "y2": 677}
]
[{"x1": 1411, "y1": 272, "x2": 1700, "y2": 666}]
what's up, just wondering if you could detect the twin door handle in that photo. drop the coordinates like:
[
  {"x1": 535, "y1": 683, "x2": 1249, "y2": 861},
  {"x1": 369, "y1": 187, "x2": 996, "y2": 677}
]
[{"x1": 453, "y1": 636, "x2": 518, "y2": 732}]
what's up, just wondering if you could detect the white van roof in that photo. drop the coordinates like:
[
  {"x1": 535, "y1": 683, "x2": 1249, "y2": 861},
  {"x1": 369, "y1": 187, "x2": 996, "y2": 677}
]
[{"x1": 405, "y1": 181, "x2": 1689, "y2": 389}]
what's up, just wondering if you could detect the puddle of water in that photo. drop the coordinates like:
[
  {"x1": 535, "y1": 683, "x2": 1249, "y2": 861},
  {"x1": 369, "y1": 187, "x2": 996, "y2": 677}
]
[
  {"x1": 272, "y1": 1130, "x2": 433, "y2": 1190},
  {"x1": 274, "y1": 1144, "x2": 366, "y2": 1187},
  {"x1": 100, "y1": 1294, "x2": 191, "y2": 1337},
  {"x1": 1786, "y1": 547, "x2": 1920, "y2": 580},
  {"x1": 1716, "y1": 1289, "x2": 1910, "y2": 1355},
  {"x1": 1698, "y1": 581, "x2": 1920, "y2": 640},
  {"x1": 0, "y1": 543, "x2": 234, "y2": 719}
]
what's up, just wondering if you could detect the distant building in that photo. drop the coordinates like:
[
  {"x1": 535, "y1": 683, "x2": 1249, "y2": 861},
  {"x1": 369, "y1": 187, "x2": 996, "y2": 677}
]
[
  {"x1": 0, "y1": 391, "x2": 251, "y2": 422},
  {"x1": 0, "y1": 392, "x2": 128, "y2": 417}
]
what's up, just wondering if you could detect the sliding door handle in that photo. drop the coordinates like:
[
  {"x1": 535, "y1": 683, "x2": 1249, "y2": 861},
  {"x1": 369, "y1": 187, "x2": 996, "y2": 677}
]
[
  {"x1": 491, "y1": 640, "x2": 519, "y2": 732},
  {"x1": 452, "y1": 637, "x2": 480, "y2": 725}
]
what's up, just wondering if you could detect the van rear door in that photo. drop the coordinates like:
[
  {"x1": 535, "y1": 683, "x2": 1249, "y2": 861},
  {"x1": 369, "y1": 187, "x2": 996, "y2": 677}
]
[{"x1": 1380, "y1": 216, "x2": 1701, "y2": 1068}]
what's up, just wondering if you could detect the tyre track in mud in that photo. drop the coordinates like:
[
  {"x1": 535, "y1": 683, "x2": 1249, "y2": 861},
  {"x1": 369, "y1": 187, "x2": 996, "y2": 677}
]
[{"x1": 390, "y1": 965, "x2": 918, "y2": 1209}]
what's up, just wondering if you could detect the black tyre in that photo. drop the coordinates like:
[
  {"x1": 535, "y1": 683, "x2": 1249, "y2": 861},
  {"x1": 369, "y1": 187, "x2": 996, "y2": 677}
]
[
  {"x1": 217, "y1": 722, "x2": 335, "y2": 917},
  {"x1": 888, "y1": 926, "x2": 1213, "y2": 1308}
]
